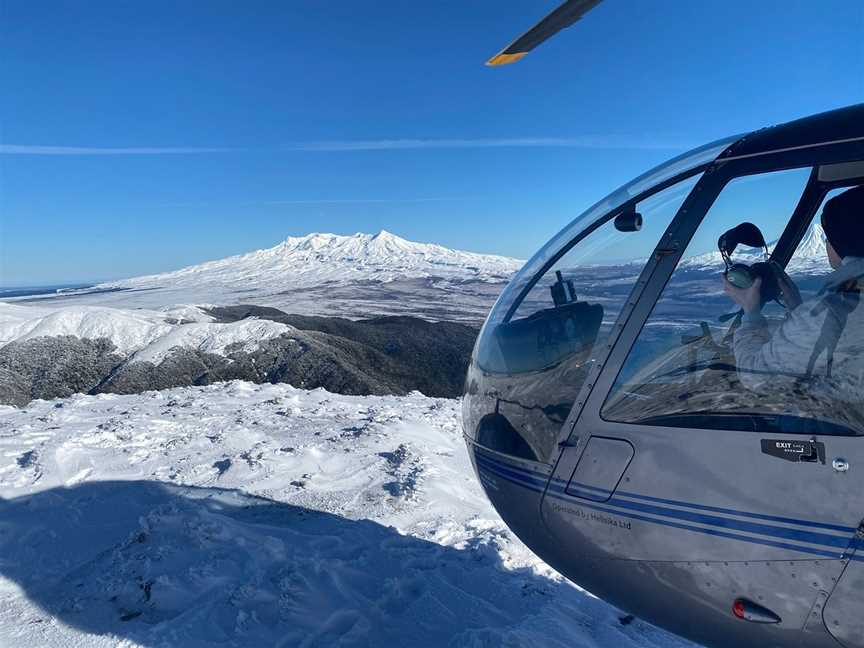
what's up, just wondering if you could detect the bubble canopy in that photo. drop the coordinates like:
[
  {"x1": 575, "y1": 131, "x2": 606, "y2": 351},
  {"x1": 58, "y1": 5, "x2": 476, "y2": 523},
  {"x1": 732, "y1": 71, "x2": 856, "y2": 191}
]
[
  {"x1": 497, "y1": 136, "x2": 739, "y2": 332},
  {"x1": 463, "y1": 134, "x2": 741, "y2": 463}
]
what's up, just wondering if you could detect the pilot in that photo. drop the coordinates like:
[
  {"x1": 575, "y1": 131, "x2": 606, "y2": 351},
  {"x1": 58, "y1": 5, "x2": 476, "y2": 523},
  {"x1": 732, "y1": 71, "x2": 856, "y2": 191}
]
[{"x1": 724, "y1": 185, "x2": 864, "y2": 396}]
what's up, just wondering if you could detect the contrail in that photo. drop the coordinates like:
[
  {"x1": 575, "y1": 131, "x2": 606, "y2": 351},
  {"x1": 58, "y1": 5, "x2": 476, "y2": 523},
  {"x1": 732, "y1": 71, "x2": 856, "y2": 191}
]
[
  {"x1": 1, "y1": 135, "x2": 697, "y2": 155},
  {"x1": 285, "y1": 135, "x2": 696, "y2": 152},
  {"x1": 0, "y1": 145, "x2": 233, "y2": 155}
]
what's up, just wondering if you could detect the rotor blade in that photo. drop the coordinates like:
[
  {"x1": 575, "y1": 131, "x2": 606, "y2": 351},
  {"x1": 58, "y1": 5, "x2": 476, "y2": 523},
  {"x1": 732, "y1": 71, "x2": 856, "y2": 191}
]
[{"x1": 486, "y1": 0, "x2": 603, "y2": 66}]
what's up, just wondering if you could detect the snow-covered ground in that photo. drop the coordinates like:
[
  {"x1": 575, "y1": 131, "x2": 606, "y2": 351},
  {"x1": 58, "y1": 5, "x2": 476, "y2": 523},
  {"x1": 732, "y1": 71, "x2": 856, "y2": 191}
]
[{"x1": 0, "y1": 382, "x2": 694, "y2": 648}]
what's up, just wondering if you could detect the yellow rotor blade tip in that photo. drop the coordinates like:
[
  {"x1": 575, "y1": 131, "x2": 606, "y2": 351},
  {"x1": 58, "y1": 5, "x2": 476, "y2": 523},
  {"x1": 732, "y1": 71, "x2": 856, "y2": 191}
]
[{"x1": 486, "y1": 52, "x2": 528, "y2": 66}]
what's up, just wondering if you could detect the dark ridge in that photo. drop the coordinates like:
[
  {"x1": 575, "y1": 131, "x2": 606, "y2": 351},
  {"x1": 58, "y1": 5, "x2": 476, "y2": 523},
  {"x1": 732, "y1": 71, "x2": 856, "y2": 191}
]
[
  {"x1": 0, "y1": 307, "x2": 479, "y2": 406},
  {"x1": 206, "y1": 305, "x2": 479, "y2": 398}
]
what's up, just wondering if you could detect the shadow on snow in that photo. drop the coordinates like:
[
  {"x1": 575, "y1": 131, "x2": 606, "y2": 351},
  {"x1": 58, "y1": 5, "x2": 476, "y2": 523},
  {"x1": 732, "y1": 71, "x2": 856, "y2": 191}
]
[{"x1": 0, "y1": 480, "x2": 644, "y2": 647}]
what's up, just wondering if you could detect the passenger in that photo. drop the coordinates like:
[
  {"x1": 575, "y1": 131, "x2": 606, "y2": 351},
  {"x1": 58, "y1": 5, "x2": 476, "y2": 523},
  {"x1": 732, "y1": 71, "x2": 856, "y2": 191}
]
[{"x1": 724, "y1": 185, "x2": 864, "y2": 397}]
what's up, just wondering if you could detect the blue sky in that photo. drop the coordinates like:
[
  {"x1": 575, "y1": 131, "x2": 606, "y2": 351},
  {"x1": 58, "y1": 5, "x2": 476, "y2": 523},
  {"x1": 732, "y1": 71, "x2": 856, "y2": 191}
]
[{"x1": 1, "y1": 0, "x2": 862, "y2": 285}]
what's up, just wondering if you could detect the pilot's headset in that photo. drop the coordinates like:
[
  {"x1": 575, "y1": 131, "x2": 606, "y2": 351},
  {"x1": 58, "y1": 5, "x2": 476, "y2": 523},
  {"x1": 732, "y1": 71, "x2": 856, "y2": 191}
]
[{"x1": 718, "y1": 222, "x2": 781, "y2": 305}]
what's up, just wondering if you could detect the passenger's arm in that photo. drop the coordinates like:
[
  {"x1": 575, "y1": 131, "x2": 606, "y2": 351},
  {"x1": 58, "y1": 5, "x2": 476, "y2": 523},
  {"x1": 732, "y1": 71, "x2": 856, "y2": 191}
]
[
  {"x1": 732, "y1": 304, "x2": 834, "y2": 389},
  {"x1": 723, "y1": 275, "x2": 832, "y2": 388}
]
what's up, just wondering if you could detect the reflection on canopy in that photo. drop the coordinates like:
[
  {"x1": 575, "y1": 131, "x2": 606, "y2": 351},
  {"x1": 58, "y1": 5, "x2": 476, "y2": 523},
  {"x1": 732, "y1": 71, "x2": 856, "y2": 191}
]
[{"x1": 464, "y1": 165, "x2": 706, "y2": 463}]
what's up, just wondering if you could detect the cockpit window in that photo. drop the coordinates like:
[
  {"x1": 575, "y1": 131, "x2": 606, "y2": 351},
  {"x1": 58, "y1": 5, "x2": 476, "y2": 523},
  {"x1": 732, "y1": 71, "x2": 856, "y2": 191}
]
[
  {"x1": 483, "y1": 136, "x2": 740, "y2": 339},
  {"x1": 463, "y1": 174, "x2": 700, "y2": 463},
  {"x1": 602, "y1": 168, "x2": 864, "y2": 436}
]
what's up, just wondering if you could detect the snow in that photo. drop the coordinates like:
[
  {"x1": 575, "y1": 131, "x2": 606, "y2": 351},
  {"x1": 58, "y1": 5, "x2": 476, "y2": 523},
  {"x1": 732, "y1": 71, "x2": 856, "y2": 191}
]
[
  {"x1": 0, "y1": 304, "x2": 175, "y2": 354},
  {"x1": 0, "y1": 382, "x2": 695, "y2": 648},
  {"x1": 100, "y1": 230, "x2": 522, "y2": 290},
  {"x1": 128, "y1": 319, "x2": 291, "y2": 365},
  {"x1": 786, "y1": 222, "x2": 831, "y2": 274},
  {"x1": 0, "y1": 302, "x2": 290, "y2": 363},
  {"x1": 9, "y1": 231, "x2": 522, "y2": 323}
]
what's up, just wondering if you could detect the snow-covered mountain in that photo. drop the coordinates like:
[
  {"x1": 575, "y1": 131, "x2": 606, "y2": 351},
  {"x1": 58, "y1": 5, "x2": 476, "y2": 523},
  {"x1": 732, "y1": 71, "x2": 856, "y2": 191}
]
[
  {"x1": 679, "y1": 223, "x2": 831, "y2": 275},
  {"x1": 22, "y1": 231, "x2": 522, "y2": 323},
  {"x1": 0, "y1": 381, "x2": 696, "y2": 648},
  {"x1": 100, "y1": 230, "x2": 522, "y2": 290},
  {"x1": 787, "y1": 222, "x2": 831, "y2": 273}
]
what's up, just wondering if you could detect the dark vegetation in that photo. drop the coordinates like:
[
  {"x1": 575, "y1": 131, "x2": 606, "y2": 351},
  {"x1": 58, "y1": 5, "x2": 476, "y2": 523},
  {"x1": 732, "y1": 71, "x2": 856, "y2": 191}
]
[{"x1": 0, "y1": 306, "x2": 478, "y2": 406}]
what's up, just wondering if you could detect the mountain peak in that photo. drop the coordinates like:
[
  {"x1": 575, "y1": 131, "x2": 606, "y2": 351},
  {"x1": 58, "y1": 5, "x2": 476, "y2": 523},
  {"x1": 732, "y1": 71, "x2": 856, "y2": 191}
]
[
  {"x1": 98, "y1": 231, "x2": 524, "y2": 296},
  {"x1": 283, "y1": 230, "x2": 407, "y2": 249},
  {"x1": 785, "y1": 221, "x2": 829, "y2": 273},
  {"x1": 794, "y1": 222, "x2": 826, "y2": 258}
]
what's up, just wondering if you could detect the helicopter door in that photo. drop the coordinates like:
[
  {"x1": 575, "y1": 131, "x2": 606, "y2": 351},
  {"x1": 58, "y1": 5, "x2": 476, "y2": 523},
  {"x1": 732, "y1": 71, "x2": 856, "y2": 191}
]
[{"x1": 543, "y1": 165, "x2": 864, "y2": 574}]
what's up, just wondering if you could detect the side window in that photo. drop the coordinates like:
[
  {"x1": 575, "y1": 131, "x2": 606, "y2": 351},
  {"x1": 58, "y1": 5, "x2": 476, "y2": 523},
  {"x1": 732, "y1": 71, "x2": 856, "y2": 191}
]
[
  {"x1": 466, "y1": 175, "x2": 699, "y2": 463},
  {"x1": 602, "y1": 169, "x2": 864, "y2": 435}
]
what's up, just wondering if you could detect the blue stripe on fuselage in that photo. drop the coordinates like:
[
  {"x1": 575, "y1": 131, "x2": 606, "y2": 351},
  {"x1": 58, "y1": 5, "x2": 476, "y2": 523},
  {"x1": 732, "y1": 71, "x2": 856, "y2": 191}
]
[
  {"x1": 472, "y1": 448, "x2": 855, "y2": 534},
  {"x1": 472, "y1": 449, "x2": 851, "y2": 559}
]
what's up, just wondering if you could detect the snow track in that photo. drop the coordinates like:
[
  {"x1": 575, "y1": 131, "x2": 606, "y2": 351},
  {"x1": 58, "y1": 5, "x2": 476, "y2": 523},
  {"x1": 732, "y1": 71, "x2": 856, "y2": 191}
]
[{"x1": 0, "y1": 382, "x2": 694, "y2": 647}]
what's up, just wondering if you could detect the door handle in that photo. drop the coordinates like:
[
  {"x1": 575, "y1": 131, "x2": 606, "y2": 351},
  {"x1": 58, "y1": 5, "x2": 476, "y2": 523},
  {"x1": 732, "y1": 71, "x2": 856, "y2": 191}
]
[{"x1": 800, "y1": 445, "x2": 819, "y2": 463}]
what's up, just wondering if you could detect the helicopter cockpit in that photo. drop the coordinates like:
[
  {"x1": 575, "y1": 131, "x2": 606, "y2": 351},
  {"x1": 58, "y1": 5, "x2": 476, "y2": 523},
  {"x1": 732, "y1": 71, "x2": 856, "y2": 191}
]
[{"x1": 463, "y1": 105, "x2": 864, "y2": 648}]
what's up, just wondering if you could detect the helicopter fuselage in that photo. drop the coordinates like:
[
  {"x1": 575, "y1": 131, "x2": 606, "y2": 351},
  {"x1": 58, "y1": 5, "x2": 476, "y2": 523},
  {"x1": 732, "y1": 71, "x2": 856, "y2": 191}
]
[{"x1": 463, "y1": 105, "x2": 864, "y2": 648}]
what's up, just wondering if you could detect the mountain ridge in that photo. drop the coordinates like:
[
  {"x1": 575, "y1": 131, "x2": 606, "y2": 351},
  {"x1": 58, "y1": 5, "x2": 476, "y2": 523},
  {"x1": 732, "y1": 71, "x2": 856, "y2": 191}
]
[
  {"x1": 0, "y1": 301, "x2": 479, "y2": 406},
  {"x1": 96, "y1": 230, "x2": 524, "y2": 290},
  {"x1": 17, "y1": 230, "x2": 522, "y2": 322}
]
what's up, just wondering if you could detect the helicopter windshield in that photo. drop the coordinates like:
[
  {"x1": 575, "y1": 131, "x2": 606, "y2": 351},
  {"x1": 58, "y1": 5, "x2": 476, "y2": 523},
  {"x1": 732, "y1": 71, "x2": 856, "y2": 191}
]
[
  {"x1": 461, "y1": 135, "x2": 731, "y2": 464},
  {"x1": 484, "y1": 134, "x2": 741, "y2": 337}
]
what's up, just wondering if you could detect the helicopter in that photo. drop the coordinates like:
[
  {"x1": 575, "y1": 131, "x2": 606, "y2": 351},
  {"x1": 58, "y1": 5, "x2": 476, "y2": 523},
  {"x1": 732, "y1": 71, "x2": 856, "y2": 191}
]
[{"x1": 464, "y1": 4, "x2": 864, "y2": 648}]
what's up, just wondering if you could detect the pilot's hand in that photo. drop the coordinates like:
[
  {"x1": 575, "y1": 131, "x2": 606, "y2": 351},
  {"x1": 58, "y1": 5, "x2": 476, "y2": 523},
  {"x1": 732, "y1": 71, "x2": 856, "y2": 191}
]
[
  {"x1": 775, "y1": 269, "x2": 803, "y2": 310},
  {"x1": 723, "y1": 276, "x2": 762, "y2": 315}
]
